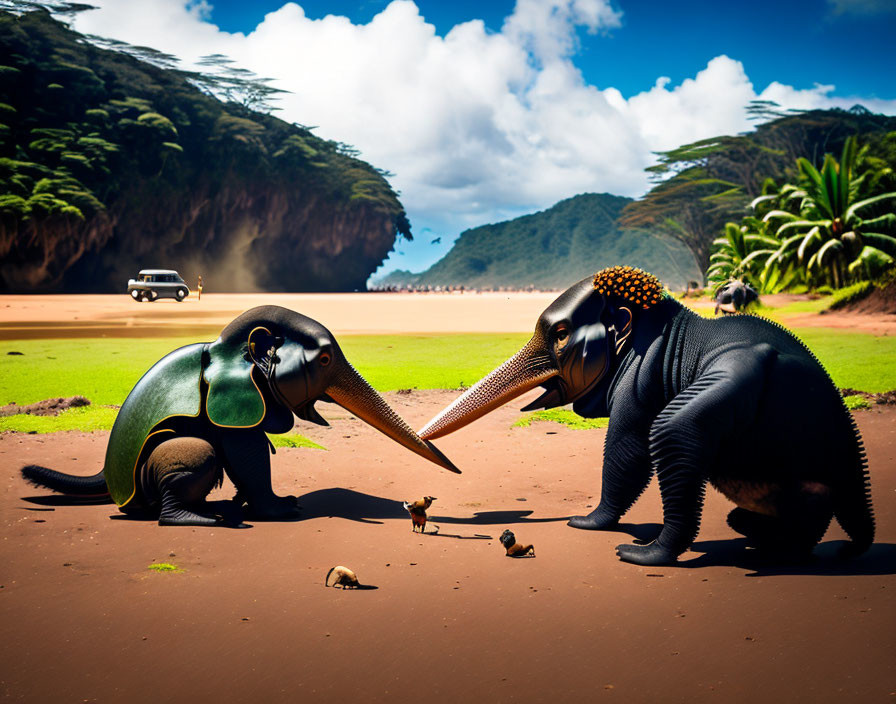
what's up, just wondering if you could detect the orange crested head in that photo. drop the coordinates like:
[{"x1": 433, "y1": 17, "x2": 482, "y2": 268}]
[{"x1": 592, "y1": 265, "x2": 666, "y2": 310}]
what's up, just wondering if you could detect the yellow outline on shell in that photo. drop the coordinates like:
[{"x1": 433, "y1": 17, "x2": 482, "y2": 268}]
[
  {"x1": 118, "y1": 428, "x2": 176, "y2": 507},
  {"x1": 204, "y1": 326, "x2": 270, "y2": 429}
]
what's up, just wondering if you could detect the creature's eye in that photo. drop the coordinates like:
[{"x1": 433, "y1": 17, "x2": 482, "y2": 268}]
[
  {"x1": 554, "y1": 324, "x2": 570, "y2": 350},
  {"x1": 319, "y1": 351, "x2": 332, "y2": 367}
]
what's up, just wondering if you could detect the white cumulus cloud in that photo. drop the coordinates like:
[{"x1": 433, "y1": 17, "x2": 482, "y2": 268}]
[{"x1": 68, "y1": 0, "x2": 896, "y2": 275}]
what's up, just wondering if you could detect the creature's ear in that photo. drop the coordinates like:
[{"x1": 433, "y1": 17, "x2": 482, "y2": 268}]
[
  {"x1": 613, "y1": 306, "x2": 633, "y2": 356},
  {"x1": 246, "y1": 327, "x2": 281, "y2": 375},
  {"x1": 204, "y1": 326, "x2": 278, "y2": 428}
]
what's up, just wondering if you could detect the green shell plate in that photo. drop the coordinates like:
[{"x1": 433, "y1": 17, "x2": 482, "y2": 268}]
[
  {"x1": 203, "y1": 336, "x2": 267, "y2": 428},
  {"x1": 104, "y1": 343, "x2": 204, "y2": 506}
]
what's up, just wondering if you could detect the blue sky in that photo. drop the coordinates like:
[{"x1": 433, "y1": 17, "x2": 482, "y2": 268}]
[
  {"x1": 73, "y1": 0, "x2": 896, "y2": 278},
  {"x1": 207, "y1": 0, "x2": 895, "y2": 100}
]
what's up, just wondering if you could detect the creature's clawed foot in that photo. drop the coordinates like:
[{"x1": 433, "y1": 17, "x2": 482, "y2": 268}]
[
  {"x1": 615, "y1": 540, "x2": 678, "y2": 566},
  {"x1": 159, "y1": 505, "x2": 223, "y2": 527},
  {"x1": 567, "y1": 508, "x2": 618, "y2": 531},
  {"x1": 245, "y1": 494, "x2": 302, "y2": 520}
]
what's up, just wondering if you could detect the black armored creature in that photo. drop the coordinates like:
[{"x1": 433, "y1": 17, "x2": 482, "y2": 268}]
[
  {"x1": 419, "y1": 266, "x2": 874, "y2": 566},
  {"x1": 22, "y1": 306, "x2": 458, "y2": 526}
]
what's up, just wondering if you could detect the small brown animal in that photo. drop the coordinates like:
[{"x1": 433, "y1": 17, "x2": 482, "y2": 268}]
[
  {"x1": 403, "y1": 496, "x2": 436, "y2": 533},
  {"x1": 500, "y1": 529, "x2": 535, "y2": 557},
  {"x1": 325, "y1": 565, "x2": 360, "y2": 589}
]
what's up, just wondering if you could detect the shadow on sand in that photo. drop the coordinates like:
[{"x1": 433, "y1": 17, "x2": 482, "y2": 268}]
[
  {"x1": 296, "y1": 488, "x2": 570, "y2": 533},
  {"x1": 22, "y1": 494, "x2": 113, "y2": 507},
  {"x1": 683, "y1": 538, "x2": 896, "y2": 576},
  {"x1": 592, "y1": 521, "x2": 896, "y2": 576}
]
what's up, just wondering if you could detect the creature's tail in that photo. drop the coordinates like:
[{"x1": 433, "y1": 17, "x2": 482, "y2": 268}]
[
  {"x1": 20, "y1": 465, "x2": 111, "y2": 500},
  {"x1": 325, "y1": 567, "x2": 335, "y2": 587},
  {"x1": 832, "y1": 415, "x2": 875, "y2": 556}
]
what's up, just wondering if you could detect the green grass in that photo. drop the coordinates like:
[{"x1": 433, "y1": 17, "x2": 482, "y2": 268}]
[
  {"x1": 147, "y1": 563, "x2": 183, "y2": 573},
  {"x1": 514, "y1": 409, "x2": 610, "y2": 430},
  {"x1": 338, "y1": 333, "x2": 529, "y2": 390},
  {"x1": 0, "y1": 334, "x2": 529, "y2": 433},
  {"x1": 791, "y1": 328, "x2": 896, "y2": 392},
  {"x1": 1, "y1": 327, "x2": 892, "y2": 435},
  {"x1": 0, "y1": 405, "x2": 120, "y2": 432},
  {"x1": 752, "y1": 297, "x2": 832, "y2": 318},
  {"x1": 0, "y1": 337, "x2": 201, "y2": 407},
  {"x1": 0, "y1": 334, "x2": 528, "y2": 406},
  {"x1": 268, "y1": 433, "x2": 326, "y2": 450},
  {"x1": 842, "y1": 395, "x2": 871, "y2": 411}
]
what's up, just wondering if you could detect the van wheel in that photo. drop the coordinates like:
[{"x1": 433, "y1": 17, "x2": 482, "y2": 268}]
[
  {"x1": 175, "y1": 288, "x2": 187, "y2": 301},
  {"x1": 131, "y1": 290, "x2": 141, "y2": 301},
  {"x1": 146, "y1": 290, "x2": 158, "y2": 302}
]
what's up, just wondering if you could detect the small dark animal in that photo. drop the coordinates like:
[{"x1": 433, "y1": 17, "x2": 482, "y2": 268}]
[
  {"x1": 715, "y1": 280, "x2": 758, "y2": 315},
  {"x1": 403, "y1": 496, "x2": 436, "y2": 533},
  {"x1": 431, "y1": 237, "x2": 442, "y2": 245},
  {"x1": 325, "y1": 565, "x2": 360, "y2": 589},
  {"x1": 500, "y1": 529, "x2": 535, "y2": 557}
]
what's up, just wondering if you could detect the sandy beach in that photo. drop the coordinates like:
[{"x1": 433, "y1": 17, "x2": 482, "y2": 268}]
[{"x1": 1, "y1": 293, "x2": 894, "y2": 703}]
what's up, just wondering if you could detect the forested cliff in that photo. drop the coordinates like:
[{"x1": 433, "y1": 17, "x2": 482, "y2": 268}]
[{"x1": 0, "y1": 10, "x2": 411, "y2": 292}]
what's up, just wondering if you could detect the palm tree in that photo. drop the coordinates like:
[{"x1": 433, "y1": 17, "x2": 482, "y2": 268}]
[
  {"x1": 707, "y1": 220, "x2": 783, "y2": 292},
  {"x1": 759, "y1": 137, "x2": 896, "y2": 288}
]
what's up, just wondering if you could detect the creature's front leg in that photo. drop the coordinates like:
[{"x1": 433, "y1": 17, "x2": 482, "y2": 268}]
[
  {"x1": 218, "y1": 428, "x2": 300, "y2": 519},
  {"x1": 568, "y1": 416, "x2": 653, "y2": 531}
]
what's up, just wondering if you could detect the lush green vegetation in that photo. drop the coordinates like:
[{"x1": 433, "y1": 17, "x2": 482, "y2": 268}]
[
  {"x1": 620, "y1": 105, "x2": 896, "y2": 279},
  {"x1": 374, "y1": 193, "x2": 701, "y2": 291},
  {"x1": 709, "y1": 136, "x2": 896, "y2": 292},
  {"x1": 0, "y1": 10, "x2": 410, "y2": 292}
]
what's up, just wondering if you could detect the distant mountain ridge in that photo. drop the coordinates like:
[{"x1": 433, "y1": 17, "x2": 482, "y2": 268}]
[{"x1": 374, "y1": 193, "x2": 701, "y2": 291}]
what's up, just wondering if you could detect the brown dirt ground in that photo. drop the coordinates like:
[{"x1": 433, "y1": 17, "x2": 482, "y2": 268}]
[{"x1": 1, "y1": 294, "x2": 895, "y2": 703}]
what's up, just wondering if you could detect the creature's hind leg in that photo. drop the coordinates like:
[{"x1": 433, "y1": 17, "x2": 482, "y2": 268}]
[
  {"x1": 727, "y1": 483, "x2": 833, "y2": 557},
  {"x1": 145, "y1": 437, "x2": 223, "y2": 527}
]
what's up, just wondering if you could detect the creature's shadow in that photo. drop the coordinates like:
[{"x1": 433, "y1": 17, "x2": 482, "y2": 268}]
[
  {"x1": 683, "y1": 539, "x2": 896, "y2": 576},
  {"x1": 297, "y1": 488, "x2": 406, "y2": 523},
  {"x1": 22, "y1": 494, "x2": 113, "y2": 506},
  {"x1": 613, "y1": 521, "x2": 664, "y2": 543},
  {"x1": 107, "y1": 499, "x2": 250, "y2": 527},
  {"x1": 296, "y1": 488, "x2": 569, "y2": 533},
  {"x1": 598, "y1": 521, "x2": 896, "y2": 576}
]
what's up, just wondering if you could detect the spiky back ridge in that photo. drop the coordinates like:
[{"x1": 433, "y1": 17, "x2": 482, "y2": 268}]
[{"x1": 592, "y1": 266, "x2": 665, "y2": 309}]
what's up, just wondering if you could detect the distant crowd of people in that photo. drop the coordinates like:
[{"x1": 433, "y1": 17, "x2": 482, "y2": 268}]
[{"x1": 367, "y1": 283, "x2": 560, "y2": 293}]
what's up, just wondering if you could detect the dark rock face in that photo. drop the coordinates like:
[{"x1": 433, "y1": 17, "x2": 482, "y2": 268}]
[
  {"x1": 0, "y1": 10, "x2": 409, "y2": 293},
  {"x1": 38, "y1": 184, "x2": 401, "y2": 294}
]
